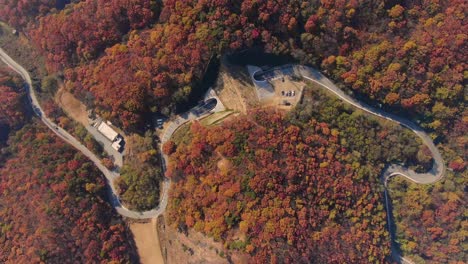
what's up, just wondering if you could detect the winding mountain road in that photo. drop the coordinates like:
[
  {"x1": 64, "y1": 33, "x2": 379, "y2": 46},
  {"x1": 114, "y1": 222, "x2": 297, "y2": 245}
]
[
  {"x1": 296, "y1": 65, "x2": 445, "y2": 264},
  {"x1": 252, "y1": 65, "x2": 445, "y2": 263},
  {"x1": 1, "y1": 46, "x2": 222, "y2": 219},
  {"x1": 294, "y1": 65, "x2": 445, "y2": 184},
  {"x1": 2, "y1": 44, "x2": 445, "y2": 261},
  {"x1": 0, "y1": 47, "x2": 172, "y2": 219},
  {"x1": 251, "y1": 64, "x2": 445, "y2": 185}
]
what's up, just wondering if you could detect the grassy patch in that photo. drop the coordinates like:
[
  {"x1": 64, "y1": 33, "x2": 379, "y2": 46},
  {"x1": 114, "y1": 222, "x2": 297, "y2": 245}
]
[
  {"x1": 171, "y1": 122, "x2": 192, "y2": 145},
  {"x1": 199, "y1": 110, "x2": 236, "y2": 126}
]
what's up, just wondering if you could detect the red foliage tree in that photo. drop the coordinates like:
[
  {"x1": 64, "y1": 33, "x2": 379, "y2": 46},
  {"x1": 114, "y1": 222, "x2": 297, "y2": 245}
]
[
  {"x1": 30, "y1": 0, "x2": 154, "y2": 71},
  {"x1": 166, "y1": 110, "x2": 391, "y2": 262}
]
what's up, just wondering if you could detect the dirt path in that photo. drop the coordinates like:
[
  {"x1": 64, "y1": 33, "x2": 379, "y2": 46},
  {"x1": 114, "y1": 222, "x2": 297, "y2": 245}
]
[
  {"x1": 130, "y1": 219, "x2": 164, "y2": 264},
  {"x1": 55, "y1": 87, "x2": 88, "y2": 126}
]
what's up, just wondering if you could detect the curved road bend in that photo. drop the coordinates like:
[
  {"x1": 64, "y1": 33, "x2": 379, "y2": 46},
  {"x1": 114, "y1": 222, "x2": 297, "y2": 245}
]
[
  {"x1": 251, "y1": 64, "x2": 445, "y2": 184},
  {"x1": 294, "y1": 65, "x2": 445, "y2": 264},
  {"x1": 3, "y1": 45, "x2": 445, "y2": 260},
  {"x1": 249, "y1": 64, "x2": 445, "y2": 263},
  {"x1": 0, "y1": 47, "x2": 176, "y2": 219},
  {"x1": 294, "y1": 66, "x2": 445, "y2": 184}
]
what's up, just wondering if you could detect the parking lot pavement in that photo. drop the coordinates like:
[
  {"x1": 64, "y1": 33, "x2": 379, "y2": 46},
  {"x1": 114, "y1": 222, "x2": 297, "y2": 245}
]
[{"x1": 86, "y1": 125, "x2": 123, "y2": 168}]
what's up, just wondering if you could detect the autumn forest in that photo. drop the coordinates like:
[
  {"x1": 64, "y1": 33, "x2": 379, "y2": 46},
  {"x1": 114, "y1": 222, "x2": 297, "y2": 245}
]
[
  {"x1": 0, "y1": 0, "x2": 466, "y2": 263},
  {"x1": 0, "y1": 67, "x2": 137, "y2": 262}
]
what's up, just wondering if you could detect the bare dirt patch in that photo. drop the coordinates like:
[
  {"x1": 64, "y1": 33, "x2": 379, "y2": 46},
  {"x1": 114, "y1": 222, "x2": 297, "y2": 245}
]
[
  {"x1": 217, "y1": 157, "x2": 232, "y2": 176},
  {"x1": 55, "y1": 87, "x2": 89, "y2": 126},
  {"x1": 129, "y1": 219, "x2": 164, "y2": 264},
  {"x1": 263, "y1": 77, "x2": 305, "y2": 110},
  {"x1": 215, "y1": 61, "x2": 259, "y2": 114},
  {"x1": 215, "y1": 58, "x2": 305, "y2": 114},
  {"x1": 158, "y1": 215, "x2": 250, "y2": 264}
]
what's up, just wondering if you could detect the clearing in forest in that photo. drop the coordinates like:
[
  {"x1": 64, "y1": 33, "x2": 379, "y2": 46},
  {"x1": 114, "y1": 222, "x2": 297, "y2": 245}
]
[
  {"x1": 215, "y1": 60, "x2": 305, "y2": 113},
  {"x1": 55, "y1": 86, "x2": 89, "y2": 126},
  {"x1": 129, "y1": 219, "x2": 164, "y2": 264},
  {"x1": 215, "y1": 61, "x2": 259, "y2": 113}
]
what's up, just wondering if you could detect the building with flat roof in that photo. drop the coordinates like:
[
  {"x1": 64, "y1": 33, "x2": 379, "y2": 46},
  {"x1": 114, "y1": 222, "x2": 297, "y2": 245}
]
[
  {"x1": 111, "y1": 138, "x2": 123, "y2": 152},
  {"x1": 97, "y1": 122, "x2": 119, "y2": 142}
]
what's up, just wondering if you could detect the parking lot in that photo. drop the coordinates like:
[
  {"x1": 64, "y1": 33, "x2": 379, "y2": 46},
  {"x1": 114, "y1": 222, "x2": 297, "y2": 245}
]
[
  {"x1": 270, "y1": 76, "x2": 304, "y2": 109},
  {"x1": 248, "y1": 65, "x2": 305, "y2": 109}
]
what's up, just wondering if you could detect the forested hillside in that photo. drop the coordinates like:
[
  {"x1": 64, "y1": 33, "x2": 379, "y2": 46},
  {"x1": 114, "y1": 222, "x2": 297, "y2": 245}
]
[
  {"x1": 388, "y1": 172, "x2": 466, "y2": 263},
  {"x1": 0, "y1": 124, "x2": 138, "y2": 263},
  {"x1": 30, "y1": 0, "x2": 156, "y2": 71},
  {"x1": 0, "y1": 1, "x2": 465, "y2": 262},
  {"x1": 0, "y1": 67, "x2": 27, "y2": 143},
  {"x1": 0, "y1": 68, "x2": 137, "y2": 263},
  {"x1": 0, "y1": 0, "x2": 72, "y2": 28},
  {"x1": 117, "y1": 131, "x2": 163, "y2": 210},
  {"x1": 2, "y1": 1, "x2": 463, "y2": 134},
  {"x1": 164, "y1": 86, "x2": 428, "y2": 262}
]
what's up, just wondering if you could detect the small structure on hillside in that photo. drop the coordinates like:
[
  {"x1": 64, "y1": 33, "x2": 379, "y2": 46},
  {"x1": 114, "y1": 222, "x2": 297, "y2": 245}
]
[
  {"x1": 111, "y1": 138, "x2": 123, "y2": 152},
  {"x1": 247, "y1": 64, "x2": 305, "y2": 109},
  {"x1": 247, "y1": 65, "x2": 275, "y2": 100},
  {"x1": 97, "y1": 121, "x2": 119, "y2": 141},
  {"x1": 95, "y1": 120, "x2": 124, "y2": 152}
]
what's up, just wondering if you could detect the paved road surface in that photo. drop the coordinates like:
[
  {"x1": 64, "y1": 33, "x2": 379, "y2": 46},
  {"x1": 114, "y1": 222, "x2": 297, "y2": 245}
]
[
  {"x1": 251, "y1": 65, "x2": 445, "y2": 264},
  {"x1": 0, "y1": 46, "x2": 222, "y2": 219},
  {"x1": 0, "y1": 47, "x2": 169, "y2": 219},
  {"x1": 3, "y1": 44, "x2": 445, "y2": 260},
  {"x1": 296, "y1": 66, "x2": 445, "y2": 264},
  {"x1": 250, "y1": 64, "x2": 445, "y2": 183},
  {"x1": 294, "y1": 65, "x2": 445, "y2": 183}
]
